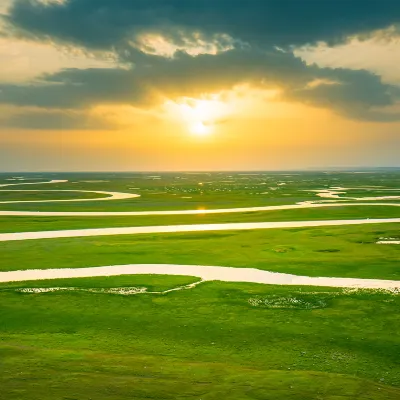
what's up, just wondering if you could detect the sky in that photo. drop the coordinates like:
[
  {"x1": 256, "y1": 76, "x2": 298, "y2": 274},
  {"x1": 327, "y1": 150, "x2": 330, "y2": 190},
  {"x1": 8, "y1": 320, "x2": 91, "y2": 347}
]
[{"x1": 0, "y1": 0, "x2": 399, "y2": 171}]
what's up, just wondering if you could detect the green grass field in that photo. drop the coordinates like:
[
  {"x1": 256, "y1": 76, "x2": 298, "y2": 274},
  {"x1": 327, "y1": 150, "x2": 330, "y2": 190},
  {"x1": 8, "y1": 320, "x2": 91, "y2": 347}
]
[
  {"x1": 0, "y1": 171, "x2": 399, "y2": 399},
  {"x1": 0, "y1": 190, "x2": 108, "y2": 202},
  {"x1": 1, "y1": 171, "x2": 398, "y2": 212},
  {"x1": 1, "y1": 224, "x2": 399, "y2": 279},
  {"x1": 1, "y1": 277, "x2": 399, "y2": 399},
  {"x1": 0, "y1": 205, "x2": 399, "y2": 233}
]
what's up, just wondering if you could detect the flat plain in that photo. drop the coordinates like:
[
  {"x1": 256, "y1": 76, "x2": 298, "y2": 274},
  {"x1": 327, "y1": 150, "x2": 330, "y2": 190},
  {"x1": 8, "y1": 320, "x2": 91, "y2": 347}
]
[{"x1": 0, "y1": 171, "x2": 399, "y2": 399}]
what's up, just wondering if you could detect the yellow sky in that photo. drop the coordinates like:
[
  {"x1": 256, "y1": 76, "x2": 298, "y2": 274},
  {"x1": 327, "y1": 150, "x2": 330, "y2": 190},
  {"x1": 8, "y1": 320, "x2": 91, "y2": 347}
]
[
  {"x1": 0, "y1": 74, "x2": 399, "y2": 170},
  {"x1": 2, "y1": 94, "x2": 399, "y2": 171}
]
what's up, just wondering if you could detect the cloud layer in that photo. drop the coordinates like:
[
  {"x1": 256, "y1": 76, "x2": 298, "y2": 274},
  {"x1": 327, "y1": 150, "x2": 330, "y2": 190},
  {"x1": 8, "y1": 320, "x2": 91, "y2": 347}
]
[
  {"x1": 1, "y1": 0, "x2": 400, "y2": 129},
  {"x1": 6, "y1": 0, "x2": 400, "y2": 48}
]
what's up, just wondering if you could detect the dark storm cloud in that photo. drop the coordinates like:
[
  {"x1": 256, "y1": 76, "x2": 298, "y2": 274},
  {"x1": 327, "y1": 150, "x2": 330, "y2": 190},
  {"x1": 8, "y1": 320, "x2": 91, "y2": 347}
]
[
  {"x1": 0, "y1": 67, "x2": 151, "y2": 108},
  {"x1": 5, "y1": 0, "x2": 400, "y2": 49},
  {"x1": 0, "y1": 48, "x2": 305, "y2": 109},
  {"x1": 290, "y1": 67, "x2": 400, "y2": 120},
  {"x1": 1, "y1": 109, "x2": 116, "y2": 130},
  {"x1": 0, "y1": 0, "x2": 399, "y2": 129},
  {"x1": 0, "y1": 47, "x2": 398, "y2": 124}
]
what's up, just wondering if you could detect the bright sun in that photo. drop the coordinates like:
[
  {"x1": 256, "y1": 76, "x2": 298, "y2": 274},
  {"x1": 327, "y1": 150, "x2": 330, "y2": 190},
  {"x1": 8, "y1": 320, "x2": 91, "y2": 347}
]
[
  {"x1": 166, "y1": 97, "x2": 229, "y2": 136},
  {"x1": 190, "y1": 121, "x2": 211, "y2": 136}
]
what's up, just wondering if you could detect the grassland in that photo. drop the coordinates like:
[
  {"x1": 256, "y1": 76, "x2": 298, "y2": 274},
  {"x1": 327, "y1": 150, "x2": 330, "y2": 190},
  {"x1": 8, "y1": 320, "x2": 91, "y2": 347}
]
[
  {"x1": 1, "y1": 224, "x2": 399, "y2": 279},
  {"x1": 0, "y1": 190, "x2": 108, "y2": 202},
  {"x1": 0, "y1": 205, "x2": 399, "y2": 233},
  {"x1": 1, "y1": 170, "x2": 398, "y2": 212},
  {"x1": 1, "y1": 277, "x2": 399, "y2": 399},
  {"x1": 0, "y1": 171, "x2": 399, "y2": 399}
]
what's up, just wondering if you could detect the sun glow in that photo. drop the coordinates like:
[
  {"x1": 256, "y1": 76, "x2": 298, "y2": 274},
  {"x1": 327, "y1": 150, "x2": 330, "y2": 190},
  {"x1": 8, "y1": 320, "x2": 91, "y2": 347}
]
[
  {"x1": 190, "y1": 121, "x2": 211, "y2": 136},
  {"x1": 165, "y1": 96, "x2": 230, "y2": 136}
]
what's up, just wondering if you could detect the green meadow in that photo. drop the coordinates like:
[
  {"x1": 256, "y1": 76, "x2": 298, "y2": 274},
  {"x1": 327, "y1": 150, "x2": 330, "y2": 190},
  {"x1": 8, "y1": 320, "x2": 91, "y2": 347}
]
[
  {"x1": 0, "y1": 171, "x2": 399, "y2": 399},
  {"x1": 0, "y1": 205, "x2": 399, "y2": 233},
  {"x1": 1, "y1": 171, "x2": 399, "y2": 212},
  {"x1": 1, "y1": 278, "x2": 399, "y2": 399},
  {"x1": 1, "y1": 224, "x2": 399, "y2": 279},
  {"x1": 0, "y1": 190, "x2": 107, "y2": 202}
]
